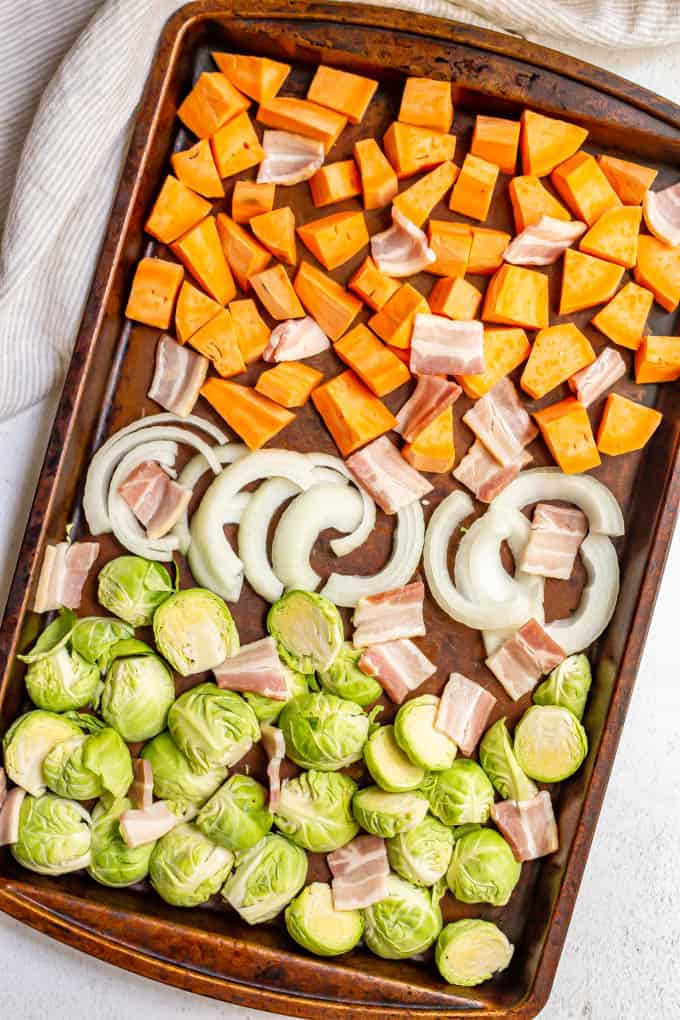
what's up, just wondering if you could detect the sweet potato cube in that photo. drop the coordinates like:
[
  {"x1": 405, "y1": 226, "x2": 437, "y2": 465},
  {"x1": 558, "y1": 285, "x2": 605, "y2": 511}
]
[
  {"x1": 482, "y1": 265, "x2": 549, "y2": 329},
  {"x1": 178, "y1": 72, "x2": 250, "y2": 138},
  {"x1": 251, "y1": 207, "x2": 297, "y2": 265},
  {"x1": 448, "y1": 153, "x2": 499, "y2": 222},
  {"x1": 255, "y1": 361, "x2": 324, "y2": 407},
  {"x1": 428, "y1": 277, "x2": 482, "y2": 320},
  {"x1": 257, "y1": 98, "x2": 347, "y2": 153},
  {"x1": 307, "y1": 66, "x2": 378, "y2": 125},
  {"x1": 457, "y1": 328, "x2": 531, "y2": 399},
  {"x1": 597, "y1": 155, "x2": 657, "y2": 205},
  {"x1": 297, "y1": 211, "x2": 369, "y2": 271},
  {"x1": 215, "y1": 213, "x2": 271, "y2": 291},
  {"x1": 171, "y1": 140, "x2": 224, "y2": 198},
  {"x1": 634, "y1": 234, "x2": 680, "y2": 312},
  {"x1": 368, "y1": 283, "x2": 429, "y2": 349},
  {"x1": 353, "y1": 139, "x2": 398, "y2": 209},
  {"x1": 125, "y1": 258, "x2": 183, "y2": 329},
  {"x1": 349, "y1": 256, "x2": 400, "y2": 311},
  {"x1": 560, "y1": 249, "x2": 624, "y2": 315},
  {"x1": 471, "y1": 116, "x2": 520, "y2": 175},
  {"x1": 635, "y1": 336, "x2": 680, "y2": 383},
  {"x1": 521, "y1": 322, "x2": 595, "y2": 399},
  {"x1": 231, "y1": 181, "x2": 275, "y2": 223},
  {"x1": 175, "y1": 281, "x2": 221, "y2": 343},
  {"x1": 402, "y1": 405, "x2": 455, "y2": 473},
  {"x1": 309, "y1": 160, "x2": 362, "y2": 208},
  {"x1": 509, "y1": 175, "x2": 571, "y2": 232},
  {"x1": 520, "y1": 110, "x2": 588, "y2": 177},
  {"x1": 399, "y1": 77, "x2": 454, "y2": 134},
  {"x1": 551, "y1": 151, "x2": 621, "y2": 226},
  {"x1": 591, "y1": 281, "x2": 653, "y2": 350},
  {"x1": 534, "y1": 397, "x2": 601, "y2": 474},
  {"x1": 294, "y1": 261, "x2": 361, "y2": 340},
  {"x1": 393, "y1": 161, "x2": 458, "y2": 228},
  {"x1": 467, "y1": 227, "x2": 510, "y2": 275},
  {"x1": 384, "y1": 122, "x2": 456, "y2": 179},
  {"x1": 334, "y1": 324, "x2": 411, "y2": 397},
  {"x1": 211, "y1": 53, "x2": 290, "y2": 102},
  {"x1": 171, "y1": 216, "x2": 235, "y2": 305},
  {"x1": 189, "y1": 307, "x2": 245, "y2": 377},
  {"x1": 311, "y1": 370, "x2": 397, "y2": 456},
  {"x1": 230, "y1": 298, "x2": 271, "y2": 362},
  {"x1": 145, "y1": 175, "x2": 212, "y2": 245},
  {"x1": 201, "y1": 378, "x2": 294, "y2": 449},
  {"x1": 597, "y1": 393, "x2": 662, "y2": 455},
  {"x1": 211, "y1": 112, "x2": 264, "y2": 179},
  {"x1": 427, "y1": 221, "x2": 471, "y2": 277},
  {"x1": 251, "y1": 264, "x2": 305, "y2": 320},
  {"x1": 579, "y1": 205, "x2": 641, "y2": 268}
]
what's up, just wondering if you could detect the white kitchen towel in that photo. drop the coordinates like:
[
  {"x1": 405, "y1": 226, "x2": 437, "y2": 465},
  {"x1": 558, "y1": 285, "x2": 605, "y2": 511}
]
[{"x1": 2, "y1": 0, "x2": 680, "y2": 421}]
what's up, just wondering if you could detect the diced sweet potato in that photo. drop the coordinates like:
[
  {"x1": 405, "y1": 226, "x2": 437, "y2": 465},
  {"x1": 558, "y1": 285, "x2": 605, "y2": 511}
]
[
  {"x1": 534, "y1": 397, "x2": 601, "y2": 474},
  {"x1": 392, "y1": 161, "x2": 458, "y2": 228},
  {"x1": 634, "y1": 234, "x2": 680, "y2": 312},
  {"x1": 520, "y1": 110, "x2": 588, "y2": 177},
  {"x1": 297, "y1": 211, "x2": 369, "y2": 271},
  {"x1": 428, "y1": 276, "x2": 482, "y2": 320},
  {"x1": 635, "y1": 335, "x2": 680, "y2": 383},
  {"x1": 145, "y1": 175, "x2": 212, "y2": 245},
  {"x1": 311, "y1": 370, "x2": 397, "y2": 456},
  {"x1": 171, "y1": 140, "x2": 225, "y2": 198},
  {"x1": 251, "y1": 207, "x2": 297, "y2": 265},
  {"x1": 309, "y1": 160, "x2": 361, "y2": 208},
  {"x1": 591, "y1": 281, "x2": 653, "y2": 350},
  {"x1": 201, "y1": 378, "x2": 294, "y2": 449},
  {"x1": 171, "y1": 217, "x2": 235, "y2": 305},
  {"x1": 353, "y1": 139, "x2": 398, "y2": 210},
  {"x1": 211, "y1": 112, "x2": 264, "y2": 179},
  {"x1": 427, "y1": 221, "x2": 471, "y2": 277},
  {"x1": 230, "y1": 298, "x2": 271, "y2": 362},
  {"x1": 125, "y1": 258, "x2": 184, "y2": 329},
  {"x1": 307, "y1": 66, "x2": 378, "y2": 124},
  {"x1": 482, "y1": 264, "x2": 549, "y2": 329},
  {"x1": 520, "y1": 323, "x2": 595, "y2": 399},
  {"x1": 255, "y1": 361, "x2": 324, "y2": 407},
  {"x1": 596, "y1": 155, "x2": 657, "y2": 205},
  {"x1": 383, "y1": 122, "x2": 456, "y2": 179},
  {"x1": 175, "y1": 281, "x2": 221, "y2": 343},
  {"x1": 231, "y1": 181, "x2": 275, "y2": 223},
  {"x1": 257, "y1": 98, "x2": 347, "y2": 153},
  {"x1": 467, "y1": 226, "x2": 510, "y2": 275},
  {"x1": 178, "y1": 72, "x2": 250, "y2": 138},
  {"x1": 251, "y1": 264, "x2": 305, "y2": 320},
  {"x1": 294, "y1": 261, "x2": 361, "y2": 340},
  {"x1": 448, "y1": 154, "x2": 499, "y2": 222},
  {"x1": 215, "y1": 213, "x2": 271, "y2": 291},
  {"x1": 457, "y1": 327, "x2": 531, "y2": 399},
  {"x1": 597, "y1": 393, "x2": 662, "y2": 455},
  {"x1": 579, "y1": 205, "x2": 641, "y2": 268},
  {"x1": 399, "y1": 77, "x2": 454, "y2": 134},
  {"x1": 560, "y1": 249, "x2": 624, "y2": 315},
  {"x1": 334, "y1": 324, "x2": 411, "y2": 397},
  {"x1": 551, "y1": 151, "x2": 621, "y2": 226},
  {"x1": 509, "y1": 175, "x2": 571, "y2": 232},
  {"x1": 402, "y1": 405, "x2": 455, "y2": 473},
  {"x1": 211, "y1": 53, "x2": 290, "y2": 102},
  {"x1": 368, "y1": 283, "x2": 429, "y2": 349},
  {"x1": 189, "y1": 307, "x2": 246, "y2": 377},
  {"x1": 471, "y1": 116, "x2": 520, "y2": 175},
  {"x1": 349, "y1": 256, "x2": 400, "y2": 311}
]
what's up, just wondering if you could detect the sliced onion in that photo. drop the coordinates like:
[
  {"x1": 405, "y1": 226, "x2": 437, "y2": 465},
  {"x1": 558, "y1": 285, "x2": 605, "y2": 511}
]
[
  {"x1": 102, "y1": 412, "x2": 228, "y2": 445},
  {"x1": 490, "y1": 468, "x2": 624, "y2": 537},
  {"x1": 306, "y1": 452, "x2": 376, "y2": 557},
  {"x1": 239, "y1": 478, "x2": 302, "y2": 603},
  {"x1": 321, "y1": 500, "x2": 425, "y2": 608},
  {"x1": 173, "y1": 443, "x2": 248, "y2": 554},
  {"x1": 545, "y1": 534, "x2": 619, "y2": 654},
  {"x1": 107, "y1": 442, "x2": 180, "y2": 561},
  {"x1": 186, "y1": 493, "x2": 250, "y2": 599}
]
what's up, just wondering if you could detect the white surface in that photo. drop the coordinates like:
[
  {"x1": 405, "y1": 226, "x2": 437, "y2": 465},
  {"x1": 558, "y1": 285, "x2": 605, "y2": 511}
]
[{"x1": 1, "y1": 31, "x2": 680, "y2": 1020}]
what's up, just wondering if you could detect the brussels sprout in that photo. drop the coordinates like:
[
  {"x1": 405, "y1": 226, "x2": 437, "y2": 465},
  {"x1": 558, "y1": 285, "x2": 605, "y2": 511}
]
[
  {"x1": 386, "y1": 816, "x2": 454, "y2": 887},
  {"x1": 24, "y1": 647, "x2": 101, "y2": 713},
  {"x1": 364, "y1": 725, "x2": 426, "y2": 793},
  {"x1": 98, "y1": 555, "x2": 175, "y2": 627},
  {"x1": 363, "y1": 874, "x2": 443, "y2": 960},
  {"x1": 42, "y1": 726, "x2": 133, "y2": 801},
  {"x1": 514, "y1": 705, "x2": 588, "y2": 782},
  {"x1": 435, "y1": 920, "x2": 514, "y2": 987},
  {"x1": 446, "y1": 828, "x2": 521, "y2": 906},
  {"x1": 141, "y1": 731, "x2": 227, "y2": 810},
  {"x1": 352, "y1": 786, "x2": 429, "y2": 839},
  {"x1": 82, "y1": 726, "x2": 134, "y2": 798},
  {"x1": 274, "y1": 771, "x2": 358, "y2": 852},
  {"x1": 153, "y1": 588, "x2": 239, "y2": 677},
  {"x1": 279, "y1": 692, "x2": 369, "y2": 771},
  {"x1": 534, "y1": 653, "x2": 592, "y2": 722},
  {"x1": 149, "y1": 822, "x2": 234, "y2": 907},
  {"x1": 394, "y1": 695, "x2": 457, "y2": 772},
  {"x1": 18, "y1": 609, "x2": 76, "y2": 664},
  {"x1": 196, "y1": 774, "x2": 273, "y2": 852},
  {"x1": 70, "y1": 616, "x2": 135, "y2": 670},
  {"x1": 317, "y1": 643, "x2": 382, "y2": 707},
  {"x1": 222, "y1": 833, "x2": 308, "y2": 924},
  {"x1": 12, "y1": 794, "x2": 92, "y2": 875},
  {"x1": 244, "y1": 667, "x2": 308, "y2": 725},
  {"x1": 267, "y1": 590, "x2": 343, "y2": 674},
  {"x1": 479, "y1": 718, "x2": 537, "y2": 802},
  {"x1": 168, "y1": 683, "x2": 260, "y2": 774},
  {"x1": 423, "y1": 760, "x2": 495, "y2": 826},
  {"x1": 88, "y1": 795, "x2": 155, "y2": 887},
  {"x1": 100, "y1": 643, "x2": 175, "y2": 742},
  {"x1": 2, "y1": 710, "x2": 81, "y2": 796},
  {"x1": 285, "y1": 882, "x2": 364, "y2": 956}
]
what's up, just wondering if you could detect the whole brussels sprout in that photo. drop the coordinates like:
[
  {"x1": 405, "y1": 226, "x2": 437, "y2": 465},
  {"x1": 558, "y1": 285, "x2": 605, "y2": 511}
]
[
  {"x1": 317, "y1": 643, "x2": 382, "y2": 707},
  {"x1": 168, "y1": 683, "x2": 260, "y2": 774},
  {"x1": 24, "y1": 647, "x2": 100, "y2": 714},
  {"x1": 149, "y1": 822, "x2": 234, "y2": 907},
  {"x1": 446, "y1": 828, "x2": 521, "y2": 906},
  {"x1": 98, "y1": 555, "x2": 175, "y2": 627},
  {"x1": 285, "y1": 882, "x2": 364, "y2": 956},
  {"x1": 153, "y1": 588, "x2": 239, "y2": 676},
  {"x1": 197, "y1": 774, "x2": 273, "y2": 852},
  {"x1": 267, "y1": 590, "x2": 343, "y2": 674},
  {"x1": 222, "y1": 833, "x2": 308, "y2": 924},
  {"x1": 363, "y1": 874, "x2": 443, "y2": 960},
  {"x1": 514, "y1": 705, "x2": 588, "y2": 782},
  {"x1": 141, "y1": 731, "x2": 226, "y2": 811},
  {"x1": 387, "y1": 816, "x2": 454, "y2": 887},
  {"x1": 352, "y1": 786, "x2": 429, "y2": 839},
  {"x1": 274, "y1": 770, "x2": 358, "y2": 852},
  {"x1": 2, "y1": 710, "x2": 81, "y2": 796},
  {"x1": 244, "y1": 667, "x2": 308, "y2": 725},
  {"x1": 43, "y1": 726, "x2": 133, "y2": 802},
  {"x1": 394, "y1": 695, "x2": 457, "y2": 772},
  {"x1": 423, "y1": 760, "x2": 495, "y2": 827},
  {"x1": 479, "y1": 718, "x2": 537, "y2": 802},
  {"x1": 435, "y1": 919, "x2": 514, "y2": 987},
  {"x1": 279, "y1": 692, "x2": 369, "y2": 771},
  {"x1": 88, "y1": 795, "x2": 155, "y2": 887},
  {"x1": 364, "y1": 725, "x2": 426, "y2": 793},
  {"x1": 100, "y1": 642, "x2": 175, "y2": 742},
  {"x1": 71, "y1": 616, "x2": 135, "y2": 670},
  {"x1": 533, "y1": 653, "x2": 592, "y2": 722},
  {"x1": 12, "y1": 794, "x2": 92, "y2": 875}
]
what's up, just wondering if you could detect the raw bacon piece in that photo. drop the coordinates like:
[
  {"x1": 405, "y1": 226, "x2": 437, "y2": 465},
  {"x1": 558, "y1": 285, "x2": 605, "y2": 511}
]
[
  {"x1": 117, "y1": 460, "x2": 191, "y2": 541},
  {"x1": 214, "y1": 637, "x2": 289, "y2": 700},
  {"x1": 257, "y1": 131, "x2": 324, "y2": 185},
  {"x1": 359, "y1": 638, "x2": 435, "y2": 704},
  {"x1": 129, "y1": 759, "x2": 154, "y2": 811},
  {"x1": 346, "y1": 435, "x2": 433, "y2": 515},
  {"x1": 485, "y1": 619, "x2": 565, "y2": 700},
  {"x1": 261, "y1": 724, "x2": 286, "y2": 812},
  {"x1": 519, "y1": 503, "x2": 588, "y2": 581},
  {"x1": 119, "y1": 800, "x2": 179, "y2": 848},
  {"x1": 263, "y1": 316, "x2": 330, "y2": 362},
  {"x1": 371, "y1": 207, "x2": 436, "y2": 277},
  {"x1": 148, "y1": 333, "x2": 208, "y2": 417},
  {"x1": 435, "y1": 672, "x2": 496, "y2": 756},
  {"x1": 410, "y1": 315, "x2": 485, "y2": 376},
  {"x1": 504, "y1": 215, "x2": 587, "y2": 266},
  {"x1": 0, "y1": 788, "x2": 25, "y2": 846},
  {"x1": 395, "y1": 376, "x2": 461, "y2": 444},
  {"x1": 462, "y1": 377, "x2": 538, "y2": 467},
  {"x1": 32, "y1": 541, "x2": 100, "y2": 613},
  {"x1": 568, "y1": 347, "x2": 626, "y2": 407},
  {"x1": 352, "y1": 581, "x2": 426, "y2": 647},
  {"x1": 328, "y1": 834, "x2": 389, "y2": 910},
  {"x1": 453, "y1": 440, "x2": 533, "y2": 504},
  {"x1": 643, "y1": 182, "x2": 680, "y2": 248},
  {"x1": 491, "y1": 791, "x2": 559, "y2": 862}
]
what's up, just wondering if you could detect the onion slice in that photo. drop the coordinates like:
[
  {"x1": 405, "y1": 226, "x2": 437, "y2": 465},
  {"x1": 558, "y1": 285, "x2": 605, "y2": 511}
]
[
  {"x1": 239, "y1": 478, "x2": 301, "y2": 603},
  {"x1": 306, "y1": 452, "x2": 376, "y2": 557},
  {"x1": 545, "y1": 534, "x2": 619, "y2": 654},
  {"x1": 490, "y1": 468, "x2": 624, "y2": 537},
  {"x1": 107, "y1": 442, "x2": 180, "y2": 561},
  {"x1": 173, "y1": 443, "x2": 248, "y2": 554},
  {"x1": 187, "y1": 493, "x2": 250, "y2": 598}
]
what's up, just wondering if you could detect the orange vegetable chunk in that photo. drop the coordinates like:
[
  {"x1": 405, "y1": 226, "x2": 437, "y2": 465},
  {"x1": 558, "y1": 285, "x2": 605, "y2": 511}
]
[
  {"x1": 402, "y1": 405, "x2": 455, "y2": 473},
  {"x1": 597, "y1": 393, "x2": 662, "y2": 455},
  {"x1": 307, "y1": 66, "x2": 378, "y2": 124},
  {"x1": 471, "y1": 116, "x2": 520, "y2": 175},
  {"x1": 294, "y1": 261, "x2": 361, "y2": 340},
  {"x1": 635, "y1": 336, "x2": 680, "y2": 383},
  {"x1": 551, "y1": 151, "x2": 620, "y2": 226},
  {"x1": 201, "y1": 378, "x2": 294, "y2": 449},
  {"x1": 520, "y1": 322, "x2": 595, "y2": 399},
  {"x1": 399, "y1": 78, "x2": 454, "y2": 134},
  {"x1": 257, "y1": 98, "x2": 347, "y2": 153},
  {"x1": 428, "y1": 277, "x2": 482, "y2": 320},
  {"x1": 171, "y1": 216, "x2": 235, "y2": 305},
  {"x1": 509, "y1": 175, "x2": 571, "y2": 232},
  {"x1": 457, "y1": 328, "x2": 531, "y2": 399},
  {"x1": 189, "y1": 307, "x2": 246, "y2": 377},
  {"x1": 250, "y1": 207, "x2": 297, "y2": 265},
  {"x1": 392, "y1": 161, "x2": 458, "y2": 228},
  {"x1": 251, "y1": 264, "x2": 305, "y2": 320},
  {"x1": 175, "y1": 281, "x2": 221, "y2": 343},
  {"x1": 211, "y1": 112, "x2": 264, "y2": 178},
  {"x1": 297, "y1": 211, "x2": 369, "y2": 271},
  {"x1": 211, "y1": 53, "x2": 290, "y2": 102},
  {"x1": 311, "y1": 370, "x2": 397, "y2": 456},
  {"x1": 353, "y1": 139, "x2": 398, "y2": 210},
  {"x1": 482, "y1": 264, "x2": 549, "y2": 329},
  {"x1": 231, "y1": 181, "x2": 275, "y2": 223},
  {"x1": 309, "y1": 160, "x2": 362, "y2": 208},
  {"x1": 145, "y1": 175, "x2": 212, "y2": 245},
  {"x1": 560, "y1": 249, "x2": 624, "y2": 315},
  {"x1": 125, "y1": 258, "x2": 183, "y2": 329},
  {"x1": 216, "y1": 213, "x2": 271, "y2": 291},
  {"x1": 255, "y1": 361, "x2": 324, "y2": 407},
  {"x1": 334, "y1": 324, "x2": 411, "y2": 397},
  {"x1": 230, "y1": 298, "x2": 271, "y2": 362},
  {"x1": 534, "y1": 397, "x2": 601, "y2": 474},
  {"x1": 634, "y1": 234, "x2": 680, "y2": 312},
  {"x1": 368, "y1": 283, "x2": 429, "y2": 349},
  {"x1": 591, "y1": 281, "x2": 653, "y2": 350},
  {"x1": 579, "y1": 205, "x2": 641, "y2": 268},
  {"x1": 178, "y1": 72, "x2": 250, "y2": 138},
  {"x1": 383, "y1": 122, "x2": 456, "y2": 179},
  {"x1": 171, "y1": 140, "x2": 225, "y2": 198},
  {"x1": 449, "y1": 154, "x2": 499, "y2": 222},
  {"x1": 520, "y1": 110, "x2": 588, "y2": 177},
  {"x1": 348, "y1": 256, "x2": 400, "y2": 311},
  {"x1": 467, "y1": 226, "x2": 510, "y2": 275},
  {"x1": 596, "y1": 155, "x2": 657, "y2": 205},
  {"x1": 427, "y1": 221, "x2": 471, "y2": 277}
]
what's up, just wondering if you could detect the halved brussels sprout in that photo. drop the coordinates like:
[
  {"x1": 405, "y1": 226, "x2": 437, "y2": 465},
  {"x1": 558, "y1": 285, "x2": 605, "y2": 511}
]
[
  {"x1": 435, "y1": 920, "x2": 514, "y2": 987},
  {"x1": 274, "y1": 770, "x2": 358, "y2": 852},
  {"x1": 42, "y1": 726, "x2": 133, "y2": 802},
  {"x1": 2, "y1": 710, "x2": 82, "y2": 796},
  {"x1": 168, "y1": 683, "x2": 260, "y2": 774},
  {"x1": 479, "y1": 718, "x2": 537, "y2": 802},
  {"x1": 514, "y1": 705, "x2": 588, "y2": 782},
  {"x1": 141, "y1": 731, "x2": 227, "y2": 811},
  {"x1": 364, "y1": 725, "x2": 426, "y2": 793},
  {"x1": 423, "y1": 760, "x2": 495, "y2": 827},
  {"x1": 394, "y1": 695, "x2": 457, "y2": 772},
  {"x1": 149, "y1": 822, "x2": 234, "y2": 907},
  {"x1": 243, "y1": 667, "x2": 308, "y2": 725},
  {"x1": 88, "y1": 795, "x2": 155, "y2": 887},
  {"x1": 153, "y1": 588, "x2": 239, "y2": 677},
  {"x1": 533, "y1": 653, "x2": 592, "y2": 722},
  {"x1": 352, "y1": 786, "x2": 429, "y2": 839},
  {"x1": 24, "y1": 647, "x2": 100, "y2": 713},
  {"x1": 71, "y1": 616, "x2": 135, "y2": 670},
  {"x1": 100, "y1": 642, "x2": 175, "y2": 742},
  {"x1": 363, "y1": 874, "x2": 443, "y2": 960},
  {"x1": 285, "y1": 882, "x2": 364, "y2": 956},
  {"x1": 386, "y1": 816, "x2": 454, "y2": 887},
  {"x1": 267, "y1": 590, "x2": 343, "y2": 674},
  {"x1": 279, "y1": 692, "x2": 369, "y2": 771},
  {"x1": 12, "y1": 794, "x2": 92, "y2": 875},
  {"x1": 447, "y1": 827, "x2": 521, "y2": 906},
  {"x1": 222, "y1": 833, "x2": 308, "y2": 924},
  {"x1": 18, "y1": 609, "x2": 76, "y2": 664},
  {"x1": 317, "y1": 643, "x2": 382, "y2": 707},
  {"x1": 98, "y1": 555, "x2": 175, "y2": 627},
  {"x1": 196, "y1": 774, "x2": 273, "y2": 852}
]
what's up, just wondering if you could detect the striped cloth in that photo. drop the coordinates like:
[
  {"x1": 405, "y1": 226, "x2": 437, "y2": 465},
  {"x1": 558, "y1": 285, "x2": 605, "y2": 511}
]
[{"x1": 1, "y1": 0, "x2": 679, "y2": 421}]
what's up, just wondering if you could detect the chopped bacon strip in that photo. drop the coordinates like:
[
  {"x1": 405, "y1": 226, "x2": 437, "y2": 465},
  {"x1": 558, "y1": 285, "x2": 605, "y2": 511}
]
[
  {"x1": 453, "y1": 439, "x2": 532, "y2": 504},
  {"x1": 491, "y1": 791, "x2": 559, "y2": 862},
  {"x1": 257, "y1": 131, "x2": 325, "y2": 186},
  {"x1": 485, "y1": 619, "x2": 565, "y2": 700},
  {"x1": 117, "y1": 460, "x2": 191, "y2": 540},
  {"x1": 568, "y1": 347, "x2": 626, "y2": 407},
  {"x1": 504, "y1": 216, "x2": 587, "y2": 266},
  {"x1": 263, "y1": 316, "x2": 330, "y2": 362},
  {"x1": 435, "y1": 672, "x2": 496, "y2": 756},
  {"x1": 32, "y1": 541, "x2": 100, "y2": 613},
  {"x1": 410, "y1": 315, "x2": 485, "y2": 376},
  {"x1": 462, "y1": 377, "x2": 537, "y2": 467},
  {"x1": 643, "y1": 182, "x2": 680, "y2": 248},
  {"x1": 371, "y1": 207, "x2": 436, "y2": 277},
  {"x1": 0, "y1": 788, "x2": 25, "y2": 846},
  {"x1": 346, "y1": 435, "x2": 432, "y2": 515},
  {"x1": 395, "y1": 376, "x2": 461, "y2": 444},
  {"x1": 519, "y1": 503, "x2": 588, "y2": 581},
  {"x1": 119, "y1": 800, "x2": 179, "y2": 849},
  {"x1": 261, "y1": 724, "x2": 286, "y2": 812},
  {"x1": 129, "y1": 759, "x2": 154, "y2": 811},
  {"x1": 148, "y1": 333, "x2": 208, "y2": 418},
  {"x1": 359, "y1": 638, "x2": 435, "y2": 705},
  {"x1": 0, "y1": 768, "x2": 7, "y2": 812},
  {"x1": 352, "y1": 581, "x2": 426, "y2": 647},
  {"x1": 328, "y1": 834, "x2": 389, "y2": 910},
  {"x1": 214, "y1": 637, "x2": 289, "y2": 700}
]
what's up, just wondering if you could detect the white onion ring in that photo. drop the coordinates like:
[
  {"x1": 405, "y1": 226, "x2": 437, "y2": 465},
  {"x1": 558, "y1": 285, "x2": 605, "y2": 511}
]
[
  {"x1": 107, "y1": 442, "x2": 180, "y2": 561},
  {"x1": 173, "y1": 443, "x2": 248, "y2": 554},
  {"x1": 545, "y1": 534, "x2": 619, "y2": 654},
  {"x1": 186, "y1": 493, "x2": 250, "y2": 598},
  {"x1": 306, "y1": 453, "x2": 376, "y2": 557},
  {"x1": 239, "y1": 479, "x2": 302, "y2": 603},
  {"x1": 490, "y1": 468, "x2": 624, "y2": 536}
]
